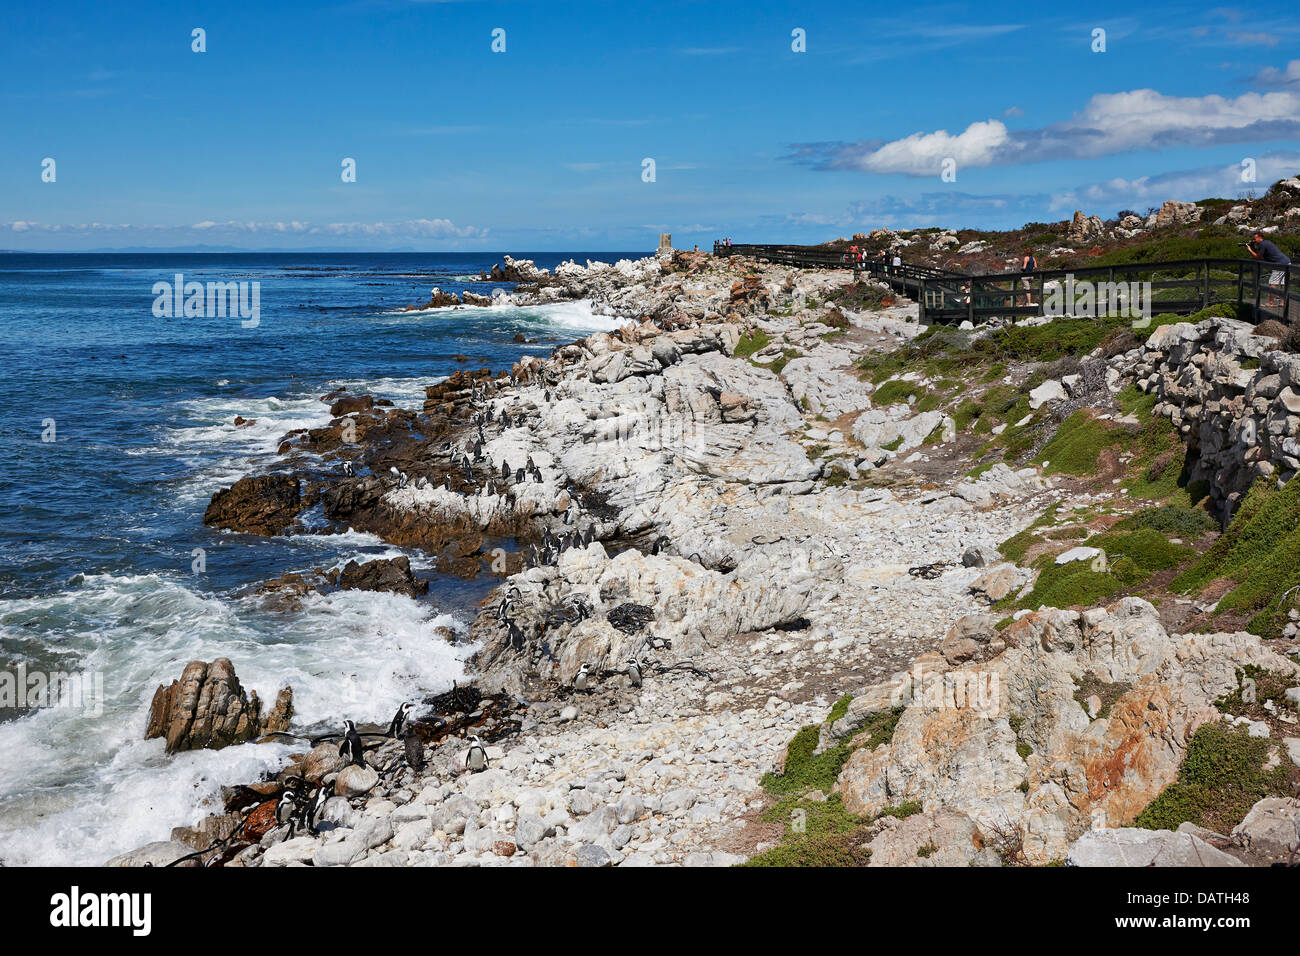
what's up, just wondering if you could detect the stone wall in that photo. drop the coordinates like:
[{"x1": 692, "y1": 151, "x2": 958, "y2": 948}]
[{"x1": 1116, "y1": 317, "x2": 1300, "y2": 518}]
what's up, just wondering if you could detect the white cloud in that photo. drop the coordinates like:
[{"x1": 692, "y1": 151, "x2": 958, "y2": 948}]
[
  {"x1": 1048, "y1": 151, "x2": 1300, "y2": 212},
  {"x1": 1253, "y1": 59, "x2": 1300, "y2": 88},
  {"x1": 792, "y1": 85, "x2": 1300, "y2": 176}
]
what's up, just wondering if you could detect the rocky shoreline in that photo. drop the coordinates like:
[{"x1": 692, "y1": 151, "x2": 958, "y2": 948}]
[{"x1": 115, "y1": 248, "x2": 1300, "y2": 868}]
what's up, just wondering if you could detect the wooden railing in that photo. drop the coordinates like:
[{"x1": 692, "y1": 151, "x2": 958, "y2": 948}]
[{"x1": 713, "y1": 242, "x2": 1297, "y2": 326}]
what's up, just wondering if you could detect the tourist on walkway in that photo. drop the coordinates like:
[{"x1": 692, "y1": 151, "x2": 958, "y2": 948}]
[
  {"x1": 891, "y1": 250, "x2": 901, "y2": 274},
  {"x1": 1248, "y1": 232, "x2": 1291, "y2": 311},
  {"x1": 1021, "y1": 250, "x2": 1037, "y2": 306}
]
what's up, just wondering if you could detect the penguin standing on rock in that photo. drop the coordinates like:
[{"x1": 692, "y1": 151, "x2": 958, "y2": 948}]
[
  {"x1": 574, "y1": 662, "x2": 592, "y2": 693},
  {"x1": 465, "y1": 735, "x2": 489, "y2": 772},
  {"x1": 339, "y1": 719, "x2": 365, "y2": 766},
  {"x1": 307, "y1": 784, "x2": 331, "y2": 834},
  {"x1": 626, "y1": 658, "x2": 643, "y2": 688},
  {"x1": 389, "y1": 466, "x2": 408, "y2": 489},
  {"x1": 276, "y1": 789, "x2": 298, "y2": 837},
  {"x1": 387, "y1": 701, "x2": 413, "y2": 738},
  {"x1": 341, "y1": 460, "x2": 355, "y2": 477}
]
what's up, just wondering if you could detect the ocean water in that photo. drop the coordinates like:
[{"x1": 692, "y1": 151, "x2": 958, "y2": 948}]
[{"x1": 0, "y1": 251, "x2": 636, "y2": 865}]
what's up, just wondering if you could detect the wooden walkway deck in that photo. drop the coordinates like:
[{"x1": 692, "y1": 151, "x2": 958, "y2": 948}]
[{"x1": 713, "y1": 242, "x2": 1297, "y2": 326}]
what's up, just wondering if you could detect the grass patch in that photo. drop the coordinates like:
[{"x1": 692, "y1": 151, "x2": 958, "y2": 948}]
[
  {"x1": 733, "y1": 329, "x2": 771, "y2": 358},
  {"x1": 1133, "y1": 721, "x2": 1293, "y2": 834},
  {"x1": 1214, "y1": 665, "x2": 1300, "y2": 719},
  {"x1": 1072, "y1": 675, "x2": 1133, "y2": 719},
  {"x1": 1011, "y1": 528, "x2": 1192, "y2": 610},
  {"x1": 872, "y1": 379, "x2": 926, "y2": 407},
  {"x1": 827, "y1": 694, "x2": 852, "y2": 724},
  {"x1": 741, "y1": 793, "x2": 872, "y2": 867},
  {"x1": 1035, "y1": 410, "x2": 1125, "y2": 475},
  {"x1": 1171, "y1": 477, "x2": 1300, "y2": 638},
  {"x1": 761, "y1": 707, "x2": 903, "y2": 797},
  {"x1": 1112, "y1": 503, "x2": 1216, "y2": 538}
]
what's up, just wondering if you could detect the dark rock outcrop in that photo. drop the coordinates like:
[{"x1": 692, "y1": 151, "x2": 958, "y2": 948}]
[
  {"x1": 145, "y1": 658, "x2": 293, "y2": 753},
  {"x1": 203, "y1": 474, "x2": 302, "y2": 535},
  {"x1": 337, "y1": 555, "x2": 428, "y2": 597}
]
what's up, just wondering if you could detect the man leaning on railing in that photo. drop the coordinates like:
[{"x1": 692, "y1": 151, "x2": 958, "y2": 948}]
[{"x1": 1247, "y1": 231, "x2": 1291, "y2": 312}]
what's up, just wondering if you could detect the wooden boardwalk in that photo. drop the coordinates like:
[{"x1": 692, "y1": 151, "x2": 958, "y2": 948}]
[{"x1": 713, "y1": 242, "x2": 1297, "y2": 326}]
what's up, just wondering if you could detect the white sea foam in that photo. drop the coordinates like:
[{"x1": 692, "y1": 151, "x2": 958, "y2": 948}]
[
  {"x1": 387, "y1": 297, "x2": 625, "y2": 332},
  {"x1": 0, "y1": 573, "x2": 473, "y2": 866}
]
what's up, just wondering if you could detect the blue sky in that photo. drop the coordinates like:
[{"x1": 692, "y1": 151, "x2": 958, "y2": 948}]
[{"x1": 3, "y1": 0, "x2": 1299, "y2": 251}]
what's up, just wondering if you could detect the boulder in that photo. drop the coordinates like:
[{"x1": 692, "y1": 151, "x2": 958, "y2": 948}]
[
  {"x1": 144, "y1": 658, "x2": 292, "y2": 753},
  {"x1": 1067, "y1": 828, "x2": 1244, "y2": 867},
  {"x1": 1066, "y1": 211, "x2": 1106, "y2": 244},
  {"x1": 1231, "y1": 798, "x2": 1300, "y2": 859},
  {"x1": 335, "y1": 764, "x2": 380, "y2": 798},
  {"x1": 104, "y1": 840, "x2": 198, "y2": 867},
  {"x1": 336, "y1": 555, "x2": 428, "y2": 598},
  {"x1": 203, "y1": 474, "x2": 302, "y2": 535},
  {"x1": 865, "y1": 809, "x2": 1001, "y2": 866}
]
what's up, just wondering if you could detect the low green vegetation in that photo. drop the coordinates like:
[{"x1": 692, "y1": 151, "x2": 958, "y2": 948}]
[
  {"x1": 1035, "y1": 410, "x2": 1125, "y2": 475},
  {"x1": 827, "y1": 694, "x2": 852, "y2": 724},
  {"x1": 733, "y1": 329, "x2": 771, "y2": 358},
  {"x1": 1214, "y1": 666, "x2": 1298, "y2": 718},
  {"x1": 745, "y1": 704, "x2": 906, "y2": 867},
  {"x1": 1072, "y1": 675, "x2": 1133, "y2": 720},
  {"x1": 1112, "y1": 503, "x2": 1216, "y2": 538},
  {"x1": 741, "y1": 793, "x2": 872, "y2": 867},
  {"x1": 1006, "y1": 527, "x2": 1193, "y2": 610},
  {"x1": 1171, "y1": 477, "x2": 1300, "y2": 638},
  {"x1": 1133, "y1": 722, "x2": 1293, "y2": 834},
  {"x1": 761, "y1": 704, "x2": 902, "y2": 798},
  {"x1": 872, "y1": 379, "x2": 925, "y2": 407}
]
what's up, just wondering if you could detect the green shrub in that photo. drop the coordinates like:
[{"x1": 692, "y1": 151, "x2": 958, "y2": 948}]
[
  {"x1": 1134, "y1": 722, "x2": 1292, "y2": 833},
  {"x1": 733, "y1": 329, "x2": 771, "y2": 358},
  {"x1": 1035, "y1": 411, "x2": 1124, "y2": 475},
  {"x1": 872, "y1": 379, "x2": 925, "y2": 407},
  {"x1": 1172, "y1": 477, "x2": 1300, "y2": 637}
]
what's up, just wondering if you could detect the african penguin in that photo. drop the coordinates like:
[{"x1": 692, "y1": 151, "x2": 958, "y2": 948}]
[
  {"x1": 574, "y1": 662, "x2": 591, "y2": 693},
  {"x1": 627, "y1": 658, "x2": 643, "y2": 687},
  {"x1": 465, "y1": 735, "x2": 489, "y2": 772},
  {"x1": 307, "y1": 784, "x2": 330, "y2": 834},
  {"x1": 276, "y1": 789, "x2": 298, "y2": 825},
  {"x1": 387, "y1": 701, "x2": 413, "y2": 738},
  {"x1": 339, "y1": 718, "x2": 365, "y2": 767},
  {"x1": 341, "y1": 460, "x2": 355, "y2": 477}
]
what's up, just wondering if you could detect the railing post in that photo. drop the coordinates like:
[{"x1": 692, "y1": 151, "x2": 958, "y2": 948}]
[
  {"x1": 918, "y1": 279, "x2": 926, "y2": 325},
  {"x1": 1202, "y1": 260, "x2": 1210, "y2": 310},
  {"x1": 1286, "y1": 267, "x2": 1292, "y2": 324},
  {"x1": 1254, "y1": 261, "x2": 1261, "y2": 321}
]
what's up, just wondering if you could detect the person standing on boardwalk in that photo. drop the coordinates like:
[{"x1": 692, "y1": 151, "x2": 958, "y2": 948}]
[
  {"x1": 891, "y1": 249, "x2": 901, "y2": 274},
  {"x1": 1248, "y1": 232, "x2": 1291, "y2": 311},
  {"x1": 1021, "y1": 249, "x2": 1037, "y2": 306}
]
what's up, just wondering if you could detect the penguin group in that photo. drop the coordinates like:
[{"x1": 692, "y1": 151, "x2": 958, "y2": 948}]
[
  {"x1": 526, "y1": 524, "x2": 596, "y2": 569},
  {"x1": 275, "y1": 780, "x2": 333, "y2": 838},
  {"x1": 388, "y1": 466, "x2": 408, "y2": 489}
]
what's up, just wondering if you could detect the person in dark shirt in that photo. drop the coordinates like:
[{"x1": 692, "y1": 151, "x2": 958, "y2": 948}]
[
  {"x1": 1248, "y1": 232, "x2": 1291, "y2": 310},
  {"x1": 1020, "y1": 250, "x2": 1037, "y2": 306}
]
